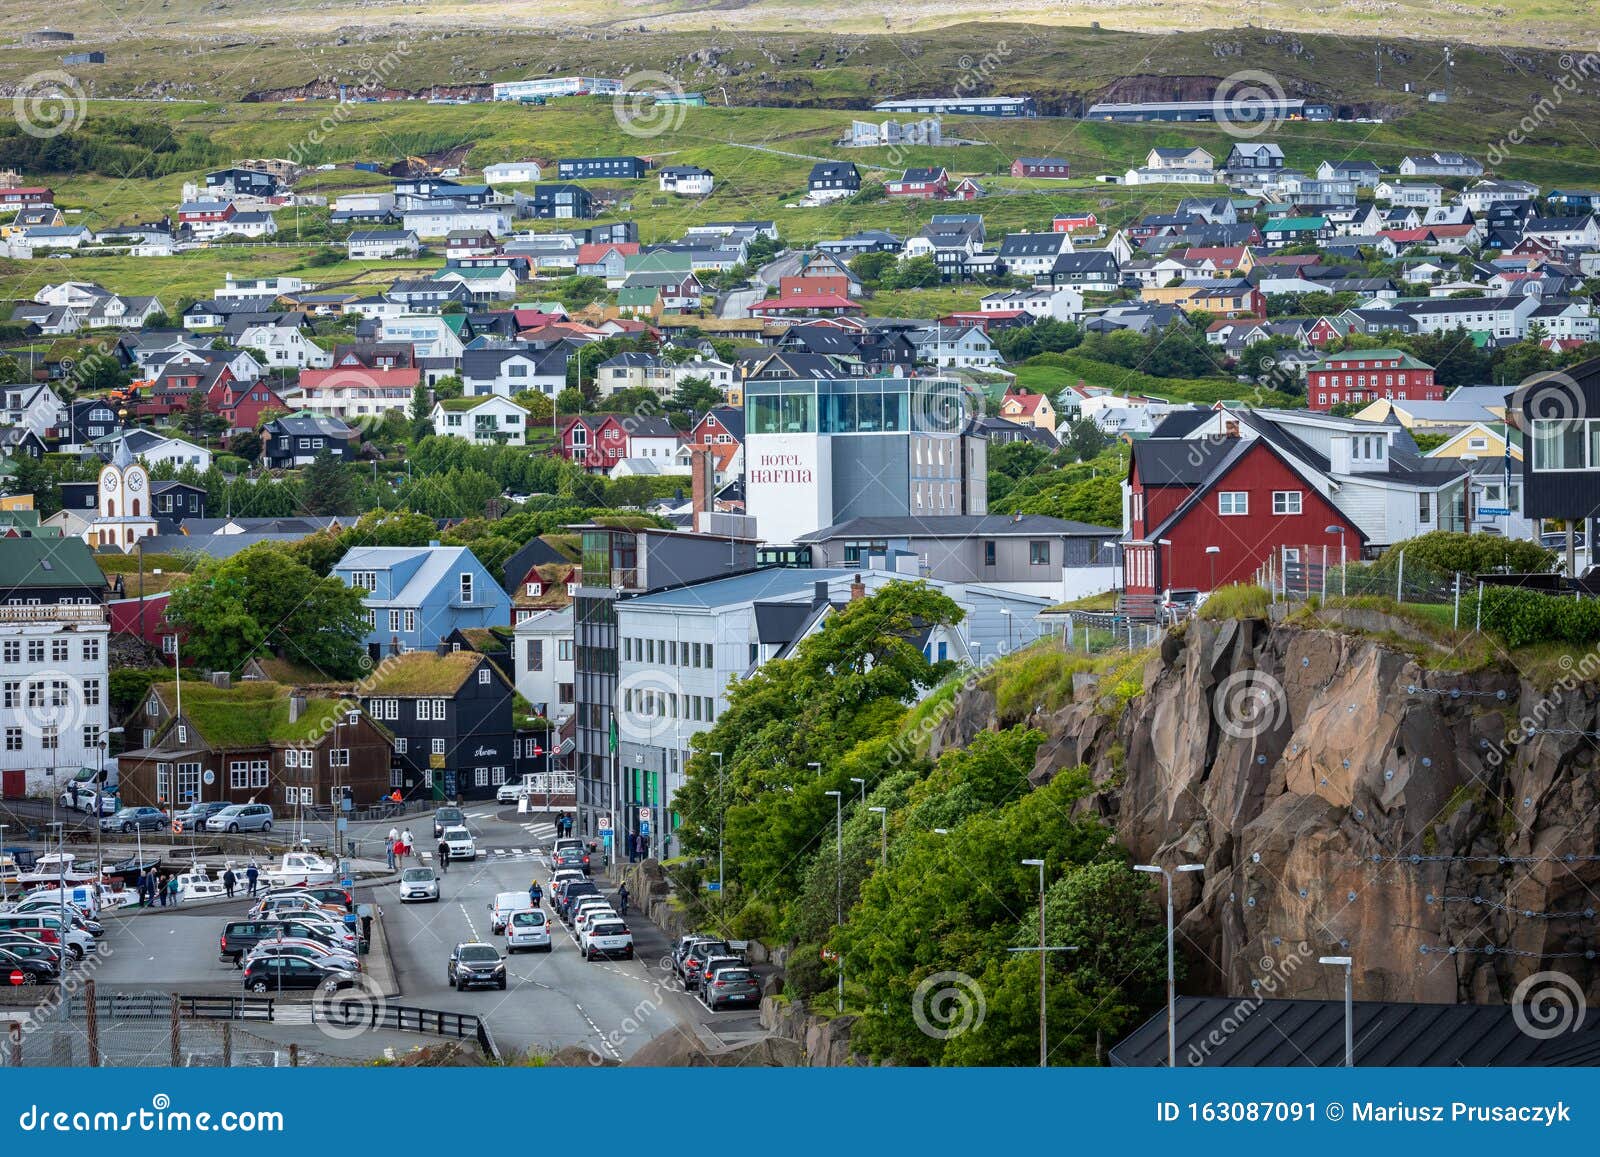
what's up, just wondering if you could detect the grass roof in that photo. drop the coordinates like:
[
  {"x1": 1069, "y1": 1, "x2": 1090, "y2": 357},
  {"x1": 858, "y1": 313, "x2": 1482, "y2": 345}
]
[
  {"x1": 152, "y1": 680, "x2": 359, "y2": 749},
  {"x1": 359, "y1": 650, "x2": 484, "y2": 697}
]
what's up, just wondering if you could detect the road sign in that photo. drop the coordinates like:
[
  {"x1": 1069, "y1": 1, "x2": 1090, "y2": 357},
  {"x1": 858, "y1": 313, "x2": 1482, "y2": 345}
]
[
  {"x1": 202, "y1": 770, "x2": 215, "y2": 786},
  {"x1": 597, "y1": 813, "x2": 613, "y2": 833},
  {"x1": 638, "y1": 806, "x2": 651, "y2": 823},
  {"x1": 1478, "y1": 507, "x2": 1511, "y2": 517},
  {"x1": 640, "y1": 820, "x2": 650, "y2": 836},
  {"x1": 8, "y1": 970, "x2": 21, "y2": 986},
  {"x1": 704, "y1": 882, "x2": 721, "y2": 892}
]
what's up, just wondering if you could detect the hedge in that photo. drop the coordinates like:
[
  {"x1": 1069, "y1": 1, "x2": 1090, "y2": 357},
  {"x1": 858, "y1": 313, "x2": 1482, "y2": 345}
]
[
  {"x1": 1465, "y1": 586, "x2": 1600, "y2": 647},
  {"x1": 1377, "y1": 531, "x2": 1556, "y2": 577}
]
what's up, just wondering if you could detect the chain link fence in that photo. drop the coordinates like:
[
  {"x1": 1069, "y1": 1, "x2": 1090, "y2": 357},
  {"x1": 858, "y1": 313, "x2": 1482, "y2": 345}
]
[
  {"x1": 1045, "y1": 610, "x2": 1164, "y2": 655},
  {"x1": 1255, "y1": 546, "x2": 1461, "y2": 608}
]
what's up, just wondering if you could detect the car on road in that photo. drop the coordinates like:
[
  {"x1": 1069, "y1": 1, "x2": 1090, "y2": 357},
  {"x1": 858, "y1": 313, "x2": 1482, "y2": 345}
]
[
  {"x1": 242, "y1": 956, "x2": 355, "y2": 993},
  {"x1": 550, "y1": 846, "x2": 590, "y2": 875},
  {"x1": 505, "y1": 908, "x2": 551, "y2": 953},
  {"x1": 704, "y1": 965, "x2": 761, "y2": 1010},
  {"x1": 433, "y1": 807, "x2": 465, "y2": 839},
  {"x1": 441, "y1": 826, "x2": 477, "y2": 861},
  {"x1": 205, "y1": 803, "x2": 275, "y2": 833},
  {"x1": 59, "y1": 791, "x2": 118, "y2": 817},
  {"x1": 490, "y1": 891, "x2": 531, "y2": 933},
  {"x1": 495, "y1": 782, "x2": 526, "y2": 805},
  {"x1": 398, "y1": 867, "x2": 440, "y2": 903},
  {"x1": 174, "y1": 801, "x2": 232, "y2": 829},
  {"x1": 0, "y1": 947, "x2": 59, "y2": 984},
  {"x1": 102, "y1": 806, "x2": 166, "y2": 833},
  {"x1": 447, "y1": 942, "x2": 507, "y2": 990},
  {"x1": 696, "y1": 955, "x2": 747, "y2": 998},
  {"x1": 580, "y1": 917, "x2": 634, "y2": 961}
]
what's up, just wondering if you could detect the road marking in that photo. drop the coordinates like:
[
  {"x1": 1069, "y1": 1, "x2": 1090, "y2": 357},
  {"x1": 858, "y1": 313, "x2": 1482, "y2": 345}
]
[{"x1": 573, "y1": 1002, "x2": 621, "y2": 1059}]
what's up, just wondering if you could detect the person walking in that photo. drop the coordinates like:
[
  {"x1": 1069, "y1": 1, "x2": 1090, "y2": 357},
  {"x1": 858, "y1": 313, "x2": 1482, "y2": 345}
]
[
  {"x1": 385, "y1": 839, "x2": 396, "y2": 870},
  {"x1": 246, "y1": 862, "x2": 259, "y2": 898},
  {"x1": 436, "y1": 838, "x2": 450, "y2": 873},
  {"x1": 222, "y1": 868, "x2": 236, "y2": 900},
  {"x1": 616, "y1": 882, "x2": 629, "y2": 917},
  {"x1": 387, "y1": 826, "x2": 400, "y2": 854},
  {"x1": 392, "y1": 837, "x2": 405, "y2": 866},
  {"x1": 401, "y1": 828, "x2": 415, "y2": 859},
  {"x1": 167, "y1": 875, "x2": 180, "y2": 906}
]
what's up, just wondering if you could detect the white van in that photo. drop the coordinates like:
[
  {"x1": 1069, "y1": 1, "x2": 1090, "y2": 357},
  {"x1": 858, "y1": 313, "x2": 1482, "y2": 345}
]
[{"x1": 489, "y1": 891, "x2": 529, "y2": 934}]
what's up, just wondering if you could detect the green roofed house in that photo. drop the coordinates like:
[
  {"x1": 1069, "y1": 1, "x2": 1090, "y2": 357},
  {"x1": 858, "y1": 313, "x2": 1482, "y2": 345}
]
[
  {"x1": 1262, "y1": 215, "x2": 1329, "y2": 249},
  {"x1": 117, "y1": 679, "x2": 395, "y2": 812},
  {"x1": 617, "y1": 286, "x2": 662, "y2": 318}
]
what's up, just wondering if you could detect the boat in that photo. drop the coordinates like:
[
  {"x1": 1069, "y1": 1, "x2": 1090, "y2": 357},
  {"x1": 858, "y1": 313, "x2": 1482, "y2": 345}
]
[
  {"x1": 262, "y1": 851, "x2": 339, "y2": 888},
  {"x1": 173, "y1": 864, "x2": 230, "y2": 902},
  {"x1": 102, "y1": 855, "x2": 163, "y2": 886},
  {"x1": 16, "y1": 853, "x2": 98, "y2": 887}
]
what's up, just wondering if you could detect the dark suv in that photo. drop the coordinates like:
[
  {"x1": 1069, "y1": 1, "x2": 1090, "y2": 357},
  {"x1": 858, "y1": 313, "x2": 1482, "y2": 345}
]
[{"x1": 220, "y1": 919, "x2": 348, "y2": 965}]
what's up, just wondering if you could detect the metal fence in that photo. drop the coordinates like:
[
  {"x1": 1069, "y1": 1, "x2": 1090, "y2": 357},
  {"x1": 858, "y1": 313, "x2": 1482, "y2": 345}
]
[
  {"x1": 1046, "y1": 610, "x2": 1165, "y2": 655},
  {"x1": 1254, "y1": 546, "x2": 1458, "y2": 607}
]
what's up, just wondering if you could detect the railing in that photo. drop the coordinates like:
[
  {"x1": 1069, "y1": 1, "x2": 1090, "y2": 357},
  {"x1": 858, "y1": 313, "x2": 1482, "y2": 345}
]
[
  {"x1": 313, "y1": 1001, "x2": 499, "y2": 1058},
  {"x1": 0, "y1": 604, "x2": 107, "y2": 623}
]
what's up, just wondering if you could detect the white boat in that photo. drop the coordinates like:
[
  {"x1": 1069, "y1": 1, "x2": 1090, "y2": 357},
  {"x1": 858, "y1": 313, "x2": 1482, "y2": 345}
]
[
  {"x1": 173, "y1": 864, "x2": 230, "y2": 902},
  {"x1": 16, "y1": 853, "x2": 97, "y2": 887},
  {"x1": 262, "y1": 852, "x2": 339, "y2": 889}
]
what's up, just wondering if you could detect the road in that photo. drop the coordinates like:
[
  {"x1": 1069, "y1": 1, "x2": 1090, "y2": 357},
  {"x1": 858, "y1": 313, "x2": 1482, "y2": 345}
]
[{"x1": 76, "y1": 805, "x2": 765, "y2": 1062}]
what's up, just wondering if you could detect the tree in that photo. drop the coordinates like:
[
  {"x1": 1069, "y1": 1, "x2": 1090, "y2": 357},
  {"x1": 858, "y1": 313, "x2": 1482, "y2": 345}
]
[
  {"x1": 555, "y1": 387, "x2": 585, "y2": 415},
  {"x1": 850, "y1": 251, "x2": 898, "y2": 288},
  {"x1": 408, "y1": 385, "x2": 432, "y2": 437},
  {"x1": 513, "y1": 390, "x2": 555, "y2": 421},
  {"x1": 181, "y1": 390, "x2": 224, "y2": 438},
  {"x1": 432, "y1": 375, "x2": 464, "y2": 400},
  {"x1": 165, "y1": 543, "x2": 368, "y2": 677},
  {"x1": 0, "y1": 354, "x2": 21, "y2": 382},
  {"x1": 228, "y1": 430, "x2": 263, "y2": 464},
  {"x1": 670, "y1": 375, "x2": 723, "y2": 414},
  {"x1": 441, "y1": 301, "x2": 467, "y2": 315},
  {"x1": 301, "y1": 449, "x2": 355, "y2": 516},
  {"x1": 882, "y1": 255, "x2": 940, "y2": 291},
  {"x1": 1061, "y1": 418, "x2": 1110, "y2": 463}
]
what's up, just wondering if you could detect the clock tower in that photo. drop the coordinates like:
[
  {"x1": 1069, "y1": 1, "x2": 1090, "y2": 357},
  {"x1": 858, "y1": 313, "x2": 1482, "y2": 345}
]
[{"x1": 89, "y1": 442, "x2": 159, "y2": 551}]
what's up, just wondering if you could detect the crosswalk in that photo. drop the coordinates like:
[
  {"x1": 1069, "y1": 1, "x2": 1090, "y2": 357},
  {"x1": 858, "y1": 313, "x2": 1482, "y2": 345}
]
[{"x1": 419, "y1": 847, "x2": 546, "y2": 864}]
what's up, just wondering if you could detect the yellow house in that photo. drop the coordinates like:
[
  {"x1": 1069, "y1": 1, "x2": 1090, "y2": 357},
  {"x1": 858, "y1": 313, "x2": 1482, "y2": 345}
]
[
  {"x1": 999, "y1": 390, "x2": 1057, "y2": 434},
  {"x1": 1422, "y1": 421, "x2": 1522, "y2": 462},
  {"x1": 0, "y1": 494, "x2": 35, "y2": 512}
]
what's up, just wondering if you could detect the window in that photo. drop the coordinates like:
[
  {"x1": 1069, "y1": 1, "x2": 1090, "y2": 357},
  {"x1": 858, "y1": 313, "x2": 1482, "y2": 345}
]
[
  {"x1": 559, "y1": 639, "x2": 573, "y2": 662},
  {"x1": 1532, "y1": 419, "x2": 1586, "y2": 471},
  {"x1": 459, "y1": 573, "x2": 474, "y2": 603},
  {"x1": 478, "y1": 668, "x2": 491, "y2": 685},
  {"x1": 330, "y1": 748, "x2": 349, "y2": 768},
  {"x1": 230, "y1": 760, "x2": 250, "y2": 788},
  {"x1": 1418, "y1": 492, "x2": 1433, "y2": 523},
  {"x1": 3, "y1": 727, "x2": 18, "y2": 752},
  {"x1": 1029, "y1": 541, "x2": 1051, "y2": 566},
  {"x1": 431, "y1": 699, "x2": 445, "y2": 719},
  {"x1": 1, "y1": 682, "x2": 15, "y2": 709},
  {"x1": 1218, "y1": 491, "x2": 1249, "y2": 516},
  {"x1": 2, "y1": 641, "x2": 17, "y2": 664},
  {"x1": 527, "y1": 638, "x2": 544, "y2": 672},
  {"x1": 1272, "y1": 491, "x2": 1303, "y2": 515},
  {"x1": 404, "y1": 610, "x2": 415, "y2": 633},
  {"x1": 83, "y1": 679, "x2": 100, "y2": 707},
  {"x1": 27, "y1": 640, "x2": 44, "y2": 663},
  {"x1": 251, "y1": 760, "x2": 269, "y2": 788},
  {"x1": 983, "y1": 541, "x2": 996, "y2": 566},
  {"x1": 82, "y1": 725, "x2": 100, "y2": 748},
  {"x1": 176, "y1": 724, "x2": 187, "y2": 744},
  {"x1": 416, "y1": 700, "x2": 432, "y2": 721},
  {"x1": 82, "y1": 637, "x2": 99, "y2": 662},
  {"x1": 351, "y1": 571, "x2": 377, "y2": 591},
  {"x1": 526, "y1": 582, "x2": 542, "y2": 597},
  {"x1": 474, "y1": 768, "x2": 488, "y2": 787},
  {"x1": 389, "y1": 610, "x2": 402, "y2": 633},
  {"x1": 51, "y1": 639, "x2": 68, "y2": 662},
  {"x1": 395, "y1": 737, "x2": 408, "y2": 755},
  {"x1": 491, "y1": 766, "x2": 506, "y2": 785},
  {"x1": 432, "y1": 739, "x2": 446, "y2": 756},
  {"x1": 40, "y1": 726, "x2": 58, "y2": 751}
]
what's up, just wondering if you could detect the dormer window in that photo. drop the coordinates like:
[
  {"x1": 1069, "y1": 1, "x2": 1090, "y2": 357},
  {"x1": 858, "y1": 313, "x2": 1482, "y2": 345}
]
[{"x1": 460, "y1": 573, "x2": 474, "y2": 603}]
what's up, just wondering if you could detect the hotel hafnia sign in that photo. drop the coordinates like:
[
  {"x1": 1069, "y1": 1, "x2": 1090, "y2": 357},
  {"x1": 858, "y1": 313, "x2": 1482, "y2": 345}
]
[{"x1": 749, "y1": 451, "x2": 815, "y2": 485}]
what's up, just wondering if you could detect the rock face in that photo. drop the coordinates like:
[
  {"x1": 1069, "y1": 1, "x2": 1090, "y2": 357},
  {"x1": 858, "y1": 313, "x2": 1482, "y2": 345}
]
[{"x1": 935, "y1": 613, "x2": 1600, "y2": 1007}]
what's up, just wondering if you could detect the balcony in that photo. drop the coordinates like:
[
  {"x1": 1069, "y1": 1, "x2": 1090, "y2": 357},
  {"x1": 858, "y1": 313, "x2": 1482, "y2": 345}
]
[{"x1": 0, "y1": 604, "x2": 106, "y2": 624}]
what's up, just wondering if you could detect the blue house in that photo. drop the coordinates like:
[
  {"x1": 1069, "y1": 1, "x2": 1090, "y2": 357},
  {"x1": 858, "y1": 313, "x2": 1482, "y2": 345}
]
[{"x1": 333, "y1": 544, "x2": 511, "y2": 659}]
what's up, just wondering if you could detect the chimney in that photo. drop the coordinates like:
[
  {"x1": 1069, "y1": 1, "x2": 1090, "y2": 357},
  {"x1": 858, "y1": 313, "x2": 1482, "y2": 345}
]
[
  {"x1": 850, "y1": 573, "x2": 866, "y2": 602},
  {"x1": 813, "y1": 580, "x2": 830, "y2": 608},
  {"x1": 690, "y1": 447, "x2": 714, "y2": 525},
  {"x1": 288, "y1": 693, "x2": 306, "y2": 724},
  {"x1": 209, "y1": 671, "x2": 231, "y2": 690}
]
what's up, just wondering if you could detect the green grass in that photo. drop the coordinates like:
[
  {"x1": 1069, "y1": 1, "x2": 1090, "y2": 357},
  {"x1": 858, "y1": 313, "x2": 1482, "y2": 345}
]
[{"x1": 1198, "y1": 584, "x2": 1272, "y2": 620}]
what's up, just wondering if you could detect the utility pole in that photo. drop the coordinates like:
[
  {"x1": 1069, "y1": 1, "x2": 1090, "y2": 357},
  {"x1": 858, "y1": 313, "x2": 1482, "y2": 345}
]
[
  {"x1": 711, "y1": 751, "x2": 724, "y2": 894},
  {"x1": 1135, "y1": 861, "x2": 1205, "y2": 1067}
]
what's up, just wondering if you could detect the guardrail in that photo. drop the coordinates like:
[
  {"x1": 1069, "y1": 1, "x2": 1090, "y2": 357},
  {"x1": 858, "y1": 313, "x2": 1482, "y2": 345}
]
[{"x1": 315, "y1": 1001, "x2": 497, "y2": 1057}]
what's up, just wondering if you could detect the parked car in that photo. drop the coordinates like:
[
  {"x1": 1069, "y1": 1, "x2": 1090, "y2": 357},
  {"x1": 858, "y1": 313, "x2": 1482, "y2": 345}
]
[
  {"x1": 242, "y1": 956, "x2": 355, "y2": 993},
  {"x1": 398, "y1": 867, "x2": 440, "y2": 903},
  {"x1": 249, "y1": 894, "x2": 340, "y2": 920},
  {"x1": 0, "y1": 937, "x2": 62, "y2": 971},
  {"x1": 678, "y1": 939, "x2": 735, "y2": 989},
  {"x1": 572, "y1": 899, "x2": 615, "y2": 935},
  {"x1": 220, "y1": 918, "x2": 352, "y2": 966},
  {"x1": 447, "y1": 942, "x2": 506, "y2": 990},
  {"x1": 433, "y1": 807, "x2": 465, "y2": 839},
  {"x1": 205, "y1": 803, "x2": 274, "y2": 833},
  {"x1": 580, "y1": 917, "x2": 634, "y2": 961},
  {"x1": 60, "y1": 790, "x2": 117, "y2": 817},
  {"x1": 505, "y1": 908, "x2": 551, "y2": 953},
  {"x1": 696, "y1": 955, "x2": 746, "y2": 997},
  {"x1": 489, "y1": 891, "x2": 528, "y2": 934},
  {"x1": 174, "y1": 801, "x2": 231, "y2": 829},
  {"x1": 704, "y1": 965, "x2": 761, "y2": 1010},
  {"x1": 241, "y1": 940, "x2": 359, "y2": 973},
  {"x1": 0, "y1": 946, "x2": 59, "y2": 984},
  {"x1": 441, "y1": 826, "x2": 477, "y2": 861},
  {"x1": 555, "y1": 880, "x2": 599, "y2": 920},
  {"x1": 1159, "y1": 588, "x2": 1205, "y2": 625},
  {"x1": 102, "y1": 806, "x2": 166, "y2": 833}
]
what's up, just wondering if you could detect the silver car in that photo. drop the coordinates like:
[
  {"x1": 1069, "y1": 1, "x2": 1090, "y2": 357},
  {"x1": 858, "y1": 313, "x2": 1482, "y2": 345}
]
[
  {"x1": 399, "y1": 867, "x2": 440, "y2": 903},
  {"x1": 204, "y1": 803, "x2": 275, "y2": 833}
]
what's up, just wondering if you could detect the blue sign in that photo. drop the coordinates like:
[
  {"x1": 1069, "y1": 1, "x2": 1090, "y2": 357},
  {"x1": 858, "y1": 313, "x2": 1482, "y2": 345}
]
[
  {"x1": 640, "y1": 819, "x2": 650, "y2": 836},
  {"x1": 1478, "y1": 506, "x2": 1511, "y2": 517},
  {"x1": 704, "y1": 881, "x2": 721, "y2": 892}
]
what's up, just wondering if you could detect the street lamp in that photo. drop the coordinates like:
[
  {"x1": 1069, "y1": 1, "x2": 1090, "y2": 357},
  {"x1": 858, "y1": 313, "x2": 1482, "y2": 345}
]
[
  {"x1": 95, "y1": 727, "x2": 125, "y2": 878},
  {"x1": 1324, "y1": 525, "x2": 1347, "y2": 597},
  {"x1": 48, "y1": 821, "x2": 67, "y2": 1012},
  {"x1": 710, "y1": 751, "x2": 724, "y2": 895},
  {"x1": 1205, "y1": 545, "x2": 1220, "y2": 592},
  {"x1": 1008, "y1": 858, "x2": 1080, "y2": 1067},
  {"x1": 850, "y1": 776, "x2": 866, "y2": 804},
  {"x1": 867, "y1": 805, "x2": 887, "y2": 864},
  {"x1": 932, "y1": 827, "x2": 950, "y2": 835},
  {"x1": 1320, "y1": 955, "x2": 1354, "y2": 1067},
  {"x1": 1134, "y1": 861, "x2": 1205, "y2": 1068},
  {"x1": 806, "y1": 761, "x2": 822, "y2": 777}
]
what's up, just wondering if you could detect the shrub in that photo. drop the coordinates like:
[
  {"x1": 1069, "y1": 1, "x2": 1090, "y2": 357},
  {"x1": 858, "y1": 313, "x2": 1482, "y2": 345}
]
[
  {"x1": 1377, "y1": 532, "x2": 1555, "y2": 577},
  {"x1": 784, "y1": 943, "x2": 834, "y2": 1000},
  {"x1": 1198, "y1": 584, "x2": 1271, "y2": 620},
  {"x1": 1466, "y1": 586, "x2": 1600, "y2": 647},
  {"x1": 730, "y1": 897, "x2": 778, "y2": 943}
]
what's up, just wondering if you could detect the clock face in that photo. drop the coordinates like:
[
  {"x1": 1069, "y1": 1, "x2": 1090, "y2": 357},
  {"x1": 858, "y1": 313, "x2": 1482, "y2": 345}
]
[
  {"x1": 101, "y1": 468, "x2": 120, "y2": 493},
  {"x1": 127, "y1": 471, "x2": 145, "y2": 493}
]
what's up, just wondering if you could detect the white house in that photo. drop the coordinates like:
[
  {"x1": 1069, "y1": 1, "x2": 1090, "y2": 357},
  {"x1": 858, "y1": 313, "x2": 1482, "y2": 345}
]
[
  {"x1": 431, "y1": 395, "x2": 531, "y2": 446},
  {"x1": 979, "y1": 287, "x2": 1083, "y2": 322},
  {"x1": 377, "y1": 315, "x2": 467, "y2": 360},
  {"x1": 512, "y1": 609, "x2": 574, "y2": 721},
  {"x1": 235, "y1": 323, "x2": 335, "y2": 370},
  {"x1": 1376, "y1": 181, "x2": 1444, "y2": 208},
  {"x1": 0, "y1": 383, "x2": 66, "y2": 438},
  {"x1": 910, "y1": 325, "x2": 1000, "y2": 369},
  {"x1": 400, "y1": 203, "x2": 510, "y2": 240},
  {"x1": 347, "y1": 229, "x2": 420, "y2": 260},
  {"x1": 0, "y1": 595, "x2": 110, "y2": 797},
  {"x1": 460, "y1": 344, "x2": 568, "y2": 398},
  {"x1": 483, "y1": 161, "x2": 544, "y2": 185},
  {"x1": 658, "y1": 166, "x2": 715, "y2": 196},
  {"x1": 221, "y1": 211, "x2": 278, "y2": 239}
]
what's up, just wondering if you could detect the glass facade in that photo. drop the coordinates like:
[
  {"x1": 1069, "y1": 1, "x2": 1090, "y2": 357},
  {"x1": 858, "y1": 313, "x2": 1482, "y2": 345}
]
[{"x1": 745, "y1": 377, "x2": 964, "y2": 436}]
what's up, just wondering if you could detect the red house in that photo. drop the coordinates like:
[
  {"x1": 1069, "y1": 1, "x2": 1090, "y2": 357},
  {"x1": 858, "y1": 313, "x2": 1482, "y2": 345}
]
[
  {"x1": 559, "y1": 415, "x2": 627, "y2": 474},
  {"x1": 177, "y1": 201, "x2": 236, "y2": 227},
  {"x1": 0, "y1": 187, "x2": 54, "y2": 208},
  {"x1": 1122, "y1": 433, "x2": 1362, "y2": 597},
  {"x1": 1305, "y1": 349, "x2": 1440, "y2": 411},
  {"x1": 1053, "y1": 212, "x2": 1098, "y2": 234},
  {"x1": 885, "y1": 167, "x2": 949, "y2": 199},
  {"x1": 108, "y1": 593, "x2": 188, "y2": 664},
  {"x1": 208, "y1": 378, "x2": 290, "y2": 431},
  {"x1": 1011, "y1": 158, "x2": 1070, "y2": 179},
  {"x1": 135, "y1": 363, "x2": 237, "y2": 420}
]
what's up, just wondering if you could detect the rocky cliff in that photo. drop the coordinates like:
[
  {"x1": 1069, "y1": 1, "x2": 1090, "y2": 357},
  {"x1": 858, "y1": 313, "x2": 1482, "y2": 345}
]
[{"x1": 930, "y1": 608, "x2": 1600, "y2": 1007}]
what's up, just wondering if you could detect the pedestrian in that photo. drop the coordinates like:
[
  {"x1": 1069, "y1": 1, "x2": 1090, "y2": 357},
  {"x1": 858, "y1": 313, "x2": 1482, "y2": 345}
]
[
  {"x1": 157, "y1": 874, "x2": 168, "y2": 908},
  {"x1": 387, "y1": 825, "x2": 399, "y2": 851},
  {"x1": 246, "y1": 862, "x2": 259, "y2": 897},
  {"x1": 222, "y1": 868, "x2": 236, "y2": 900},
  {"x1": 69, "y1": 781, "x2": 78, "y2": 808},
  {"x1": 385, "y1": 839, "x2": 396, "y2": 870},
  {"x1": 616, "y1": 883, "x2": 629, "y2": 916},
  {"x1": 436, "y1": 838, "x2": 450, "y2": 873},
  {"x1": 167, "y1": 876, "x2": 180, "y2": 906},
  {"x1": 401, "y1": 827, "x2": 414, "y2": 858}
]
